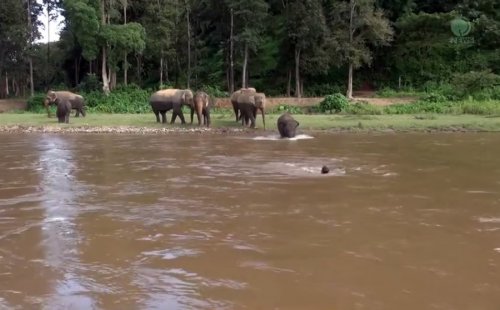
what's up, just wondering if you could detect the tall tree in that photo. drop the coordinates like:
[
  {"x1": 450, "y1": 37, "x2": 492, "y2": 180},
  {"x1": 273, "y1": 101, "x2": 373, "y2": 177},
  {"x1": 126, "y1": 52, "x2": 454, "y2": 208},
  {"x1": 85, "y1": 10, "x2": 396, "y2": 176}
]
[
  {"x1": 330, "y1": 0, "x2": 394, "y2": 98},
  {"x1": 286, "y1": 0, "x2": 328, "y2": 98},
  {"x1": 228, "y1": 0, "x2": 269, "y2": 88}
]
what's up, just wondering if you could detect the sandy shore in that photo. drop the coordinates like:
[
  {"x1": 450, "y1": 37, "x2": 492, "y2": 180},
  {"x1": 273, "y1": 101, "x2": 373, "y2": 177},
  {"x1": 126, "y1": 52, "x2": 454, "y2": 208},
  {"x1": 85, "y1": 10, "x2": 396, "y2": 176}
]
[{"x1": 0, "y1": 125, "x2": 258, "y2": 135}]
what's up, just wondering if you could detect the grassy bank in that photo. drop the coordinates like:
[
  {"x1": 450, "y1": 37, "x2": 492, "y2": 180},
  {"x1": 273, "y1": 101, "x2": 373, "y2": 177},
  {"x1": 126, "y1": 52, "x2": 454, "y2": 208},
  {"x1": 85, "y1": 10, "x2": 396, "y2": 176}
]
[{"x1": 1, "y1": 113, "x2": 500, "y2": 132}]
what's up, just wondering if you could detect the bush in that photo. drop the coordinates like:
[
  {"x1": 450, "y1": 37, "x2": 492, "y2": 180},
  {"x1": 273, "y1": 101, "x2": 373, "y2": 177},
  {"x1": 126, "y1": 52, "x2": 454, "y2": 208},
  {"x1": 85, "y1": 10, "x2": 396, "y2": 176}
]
[
  {"x1": 76, "y1": 74, "x2": 102, "y2": 92},
  {"x1": 85, "y1": 87, "x2": 152, "y2": 113},
  {"x1": 304, "y1": 83, "x2": 345, "y2": 97},
  {"x1": 344, "y1": 102, "x2": 383, "y2": 115},
  {"x1": 318, "y1": 93, "x2": 349, "y2": 113},
  {"x1": 199, "y1": 85, "x2": 229, "y2": 97},
  {"x1": 26, "y1": 93, "x2": 47, "y2": 113},
  {"x1": 453, "y1": 69, "x2": 500, "y2": 97}
]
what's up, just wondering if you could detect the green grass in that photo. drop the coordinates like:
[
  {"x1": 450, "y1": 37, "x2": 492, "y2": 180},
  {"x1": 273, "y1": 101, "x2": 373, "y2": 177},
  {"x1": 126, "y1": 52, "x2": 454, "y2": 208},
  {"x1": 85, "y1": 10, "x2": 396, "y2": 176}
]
[{"x1": 2, "y1": 112, "x2": 500, "y2": 132}]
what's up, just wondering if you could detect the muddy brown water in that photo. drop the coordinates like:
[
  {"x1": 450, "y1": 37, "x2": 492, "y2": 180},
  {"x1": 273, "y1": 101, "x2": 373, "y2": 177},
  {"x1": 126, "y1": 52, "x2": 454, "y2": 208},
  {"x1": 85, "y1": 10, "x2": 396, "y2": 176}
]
[{"x1": 0, "y1": 132, "x2": 499, "y2": 310}]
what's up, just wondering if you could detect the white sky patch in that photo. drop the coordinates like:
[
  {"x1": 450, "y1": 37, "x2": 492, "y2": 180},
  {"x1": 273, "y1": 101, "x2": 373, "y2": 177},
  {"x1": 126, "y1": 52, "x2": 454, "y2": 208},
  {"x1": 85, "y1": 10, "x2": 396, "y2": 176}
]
[{"x1": 36, "y1": 0, "x2": 65, "y2": 43}]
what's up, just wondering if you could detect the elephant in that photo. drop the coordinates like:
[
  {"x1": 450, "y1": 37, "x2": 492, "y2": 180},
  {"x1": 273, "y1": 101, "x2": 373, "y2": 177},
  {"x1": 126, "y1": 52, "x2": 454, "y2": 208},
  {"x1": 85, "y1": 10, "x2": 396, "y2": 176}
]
[
  {"x1": 149, "y1": 89, "x2": 194, "y2": 124},
  {"x1": 277, "y1": 112, "x2": 299, "y2": 138},
  {"x1": 44, "y1": 91, "x2": 86, "y2": 118},
  {"x1": 191, "y1": 91, "x2": 211, "y2": 127},
  {"x1": 230, "y1": 87, "x2": 256, "y2": 122},
  {"x1": 56, "y1": 99, "x2": 72, "y2": 123},
  {"x1": 231, "y1": 90, "x2": 266, "y2": 129}
]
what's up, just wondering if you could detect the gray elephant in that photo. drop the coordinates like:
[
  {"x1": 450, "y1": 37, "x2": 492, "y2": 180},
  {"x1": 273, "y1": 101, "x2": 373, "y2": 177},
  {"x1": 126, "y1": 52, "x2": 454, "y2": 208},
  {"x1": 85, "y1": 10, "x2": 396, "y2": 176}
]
[
  {"x1": 44, "y1": 90, "x2": 86, "y2": 118},
  {"x1": 149, "y1": 89, "x2": 194, "y2": 124},
  {"x1": 231, "y1": 89, "x2": 266, "y2": 129},
  {"x1": 277, "y1": 112, "x2": 299, "y2": 138},
  {"x1": 230, "y1": 87, "x2": 256, "y2": 122},
  {"x1": 56, "y1": 99, "x2": 72, "y2": 123},
  {"x1": 191, "y1": 91, "x2": 211, "y2": 127}
]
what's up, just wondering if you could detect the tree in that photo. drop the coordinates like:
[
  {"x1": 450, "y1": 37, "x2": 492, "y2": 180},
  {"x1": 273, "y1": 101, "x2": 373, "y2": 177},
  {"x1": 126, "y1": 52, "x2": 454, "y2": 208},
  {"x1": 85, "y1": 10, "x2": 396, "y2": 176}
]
[
  {"x1": 227, "y1": 0, "x2": 269, "y2": 88},
  {"x1": 330, "y1": 0, "x2": 394, "y2": 98},
  {"x1": 286, "y1": 0, "x2": 328, "y2": 98}
]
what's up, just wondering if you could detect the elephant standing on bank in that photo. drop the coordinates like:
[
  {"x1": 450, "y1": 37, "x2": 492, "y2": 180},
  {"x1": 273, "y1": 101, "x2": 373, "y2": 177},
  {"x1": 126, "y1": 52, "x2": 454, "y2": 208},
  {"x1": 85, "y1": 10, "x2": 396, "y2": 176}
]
[
  {"x1": 277, "y1": 112, "x2": 299, "y2": 138},
  {"x1": 191, "y1": 91, "x2": 211, "y2": 127},
  {"x1": 230, "y1": 87, "x2": 256, "y2": 122},
  {"x1": 56, "y1": 99, "x2": 72, "y2": 123},
  {"x1": 44, "y1": 91, "x2": 86, "y2": 118},
  {"x1": 230, "y1": 89, "x2": 266, "y2": 129},
  {"x1": 150, "y1": 89, "x2": 194, "y2": 124}
]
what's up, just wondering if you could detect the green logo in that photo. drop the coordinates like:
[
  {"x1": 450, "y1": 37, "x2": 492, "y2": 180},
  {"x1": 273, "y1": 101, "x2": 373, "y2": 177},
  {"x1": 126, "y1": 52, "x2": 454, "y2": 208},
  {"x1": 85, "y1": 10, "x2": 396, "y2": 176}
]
[{"x1": 450, "y1": 17, "x2": 472, "y2": 37}]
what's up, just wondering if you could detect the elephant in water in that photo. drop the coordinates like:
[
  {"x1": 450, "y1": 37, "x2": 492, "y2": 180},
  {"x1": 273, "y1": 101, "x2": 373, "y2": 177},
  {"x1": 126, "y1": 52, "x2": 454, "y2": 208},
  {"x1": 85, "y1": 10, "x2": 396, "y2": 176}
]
[
  {"x1": 230, "y1": 87, "x2": 256, "y2": 122},
  {"x1": 44, "y1": 91, "x2": 86, "y2": 118},
  {"x1": 191, "y1": 91, "x2": 211, "y2": 127},
  {"x1": 56, "y1": 99, "x2": 72, "y2": 123},
  {"x1": 149, "y1": 89, "x2": 194, "y2": 124},
  {"x1": 277, "y1": 112, "x2": 299, "y2": 138},
  {"x1": 231, "y1": 88, "x2": 266, "y2": 129}
]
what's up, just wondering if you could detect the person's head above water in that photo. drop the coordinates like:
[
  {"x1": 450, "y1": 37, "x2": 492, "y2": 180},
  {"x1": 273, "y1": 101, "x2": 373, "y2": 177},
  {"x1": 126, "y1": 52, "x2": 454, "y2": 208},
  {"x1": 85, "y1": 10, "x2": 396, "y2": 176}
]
[{"x1": 321, "y1": 166, "x2": 330, "y2": 174}]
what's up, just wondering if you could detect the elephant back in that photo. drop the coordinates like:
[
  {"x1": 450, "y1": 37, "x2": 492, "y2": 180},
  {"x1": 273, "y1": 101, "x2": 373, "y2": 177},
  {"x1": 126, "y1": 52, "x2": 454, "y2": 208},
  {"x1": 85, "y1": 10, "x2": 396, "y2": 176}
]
[
  {"x1": 150, "y1": 89, "x2": 185, "y2": 104},
  {"x1": 54, "y1": 91, "x2": 83, "y2": 101}
]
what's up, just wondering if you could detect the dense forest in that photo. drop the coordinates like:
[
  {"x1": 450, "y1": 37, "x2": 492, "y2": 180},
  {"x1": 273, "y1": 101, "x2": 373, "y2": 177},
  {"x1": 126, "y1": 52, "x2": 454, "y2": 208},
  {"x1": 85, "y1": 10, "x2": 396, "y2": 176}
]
[{"x1": 0, "y1": 0, "x2": 499, "y2": 99}]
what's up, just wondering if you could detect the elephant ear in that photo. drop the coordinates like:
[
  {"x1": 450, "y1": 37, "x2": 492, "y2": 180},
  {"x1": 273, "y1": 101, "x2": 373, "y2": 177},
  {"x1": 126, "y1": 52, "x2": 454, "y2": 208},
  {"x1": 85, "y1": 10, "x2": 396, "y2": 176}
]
[{"x1": 47, "y1": 91, "x2": 57, "y2": 101}]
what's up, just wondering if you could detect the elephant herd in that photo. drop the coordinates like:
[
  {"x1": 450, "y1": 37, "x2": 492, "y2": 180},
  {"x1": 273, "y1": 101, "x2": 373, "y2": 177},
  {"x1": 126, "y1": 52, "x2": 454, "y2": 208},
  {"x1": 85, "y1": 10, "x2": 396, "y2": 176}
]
[{"x1": 43, "y1": 88, "x2": 300, "y2": 138}]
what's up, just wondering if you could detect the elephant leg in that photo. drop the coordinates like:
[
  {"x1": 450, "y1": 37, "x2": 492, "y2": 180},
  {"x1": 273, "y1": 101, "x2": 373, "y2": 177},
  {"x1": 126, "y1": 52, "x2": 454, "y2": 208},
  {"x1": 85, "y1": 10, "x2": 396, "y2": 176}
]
[
  {"x1": 190, "y1": 107, "x2": 195, "y2": 124},
  {"x1": 249, "y1": 111, "x2": 256, "y2": 128},
  {"x1": 154, "y1": 110, "x2": 161, "y2": 123},
  {"x1": 196, "y1": 107, "x2": 202, "y2": 126},
  {"x1": 232, "y1": 104, "x2": 239, "y2": 122},
  {"x1": 81, "y1": 108, "x2": 86, "y2": 117},
  {"x1": 74, "y1": 108, "x2": 80, "y2": 117},
  {"x1": 65, "y1": 113, "x2": 70, "y2": 124},
  {"x1": 160, "y1": 111, "x2": 167, "y2": 123},
  {"x1": 204, "y1": 109, "x2": 211, "y2": 127}
]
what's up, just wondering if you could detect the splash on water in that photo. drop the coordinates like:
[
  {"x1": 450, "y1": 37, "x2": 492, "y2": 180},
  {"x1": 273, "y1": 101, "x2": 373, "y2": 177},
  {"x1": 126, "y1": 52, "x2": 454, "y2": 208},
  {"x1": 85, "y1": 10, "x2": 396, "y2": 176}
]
[{"x1": 252, "y1": 134, "x2": 314, "y2": 141}]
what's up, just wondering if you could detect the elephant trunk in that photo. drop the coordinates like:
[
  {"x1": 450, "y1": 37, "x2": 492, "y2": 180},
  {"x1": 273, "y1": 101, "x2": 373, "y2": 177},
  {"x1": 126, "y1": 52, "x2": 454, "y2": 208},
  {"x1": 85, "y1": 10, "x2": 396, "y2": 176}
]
[{"x1": 261, "y1": 108, "x2": 266, "y2": 130}]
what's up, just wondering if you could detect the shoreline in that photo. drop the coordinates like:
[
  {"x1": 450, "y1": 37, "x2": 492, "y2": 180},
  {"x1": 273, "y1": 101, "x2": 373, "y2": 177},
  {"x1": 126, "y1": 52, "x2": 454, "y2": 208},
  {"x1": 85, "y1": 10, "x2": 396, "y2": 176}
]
[{"x1": 0, "y1": 124, "x2": 496, "y2": 135}]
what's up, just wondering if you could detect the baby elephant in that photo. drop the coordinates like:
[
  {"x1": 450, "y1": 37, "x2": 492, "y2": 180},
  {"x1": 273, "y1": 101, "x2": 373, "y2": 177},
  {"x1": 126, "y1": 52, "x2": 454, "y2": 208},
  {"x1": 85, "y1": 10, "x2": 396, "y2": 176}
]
[
  {"x1": 277, "y1": 112, "x2": 299, "y2": 138},
  {"x1": 56, "y1": 100, "x2": 72, "y2": 123},
  {"x1": 191, "y1": 91, "x2": 211, "y2": 127}
]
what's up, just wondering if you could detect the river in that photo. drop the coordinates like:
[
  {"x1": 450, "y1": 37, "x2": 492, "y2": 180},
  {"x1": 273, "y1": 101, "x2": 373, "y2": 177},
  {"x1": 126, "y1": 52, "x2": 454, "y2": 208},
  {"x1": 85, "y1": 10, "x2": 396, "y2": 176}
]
[{"x1": 0, "y1": 132, "x2": 499, "y2": 309}]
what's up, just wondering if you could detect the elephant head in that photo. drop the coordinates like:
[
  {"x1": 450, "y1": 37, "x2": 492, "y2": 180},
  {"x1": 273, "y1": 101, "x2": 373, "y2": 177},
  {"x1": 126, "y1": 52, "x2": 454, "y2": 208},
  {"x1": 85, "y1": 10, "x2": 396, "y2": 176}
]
[
  {"x1": 181, "y1": 89, "x2": 194, "y2": 108},
  {"x1": 253, "y1": 92, "x2": 266, "y2": 130},
  {"x1": 44, "y1": 91, "x2": 58, "y2": 117},
  {"x1": 277, "y1": 112, "x2": 299, "y2": 138}
]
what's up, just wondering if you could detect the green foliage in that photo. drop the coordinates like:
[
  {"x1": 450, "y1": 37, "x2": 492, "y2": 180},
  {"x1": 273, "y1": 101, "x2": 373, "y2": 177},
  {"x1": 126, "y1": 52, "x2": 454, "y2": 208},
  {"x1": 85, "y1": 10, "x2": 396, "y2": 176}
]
[
  {"x1": 319, "y1": 93, "x2": 349, "y2": 113},
  {"x1": 451, "y1": 70, "x2": 500, "y2": 99},
  {"x1": 76, "y1": 74, "x2": 102, "y2": 92},
  {"x1": 344, "y1": 102, "x2": 383, "y2": 115},
  {"x1": 26, "y1": 94, "x2": 48, "y2": 113},
  {"x1": 85, "y1": 86, "x2": 152, "y2": 113},
  {"x1": 199, "y1": 85, "x2": 229, "y2": 98}
]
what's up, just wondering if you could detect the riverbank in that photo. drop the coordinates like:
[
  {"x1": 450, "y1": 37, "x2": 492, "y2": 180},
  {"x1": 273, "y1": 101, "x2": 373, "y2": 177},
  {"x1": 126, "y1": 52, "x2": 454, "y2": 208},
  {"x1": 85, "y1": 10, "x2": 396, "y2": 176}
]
[{"x1": 1, "y1": 113, "x2": 500, "y2": 133}]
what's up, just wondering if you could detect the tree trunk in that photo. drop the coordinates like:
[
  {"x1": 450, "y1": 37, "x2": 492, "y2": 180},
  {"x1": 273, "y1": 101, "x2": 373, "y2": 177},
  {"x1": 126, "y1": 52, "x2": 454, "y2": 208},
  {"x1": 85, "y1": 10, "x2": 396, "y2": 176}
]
[
  {"x1": 347, "y1": 0, "x2": 355, "y2": 99},
  {"x1": 27, "y1": 0, "x2": 34, "y2": 96},
  {"x1": 229, "y1": 8, "x2": 234, "y2": 93},
  {"x1": 46, "y1": 2, "x2": 50, "y2": 90},
  {"x1": 160, "y1": 52, "x2": 164, "y2": 86},
  {"x1": 101, "y1": 0, "x2": 110, "y2": 94},
  {"x1": 242, "y1": 43, "x2": 248, "y2": 88},
  {"x1": 102, "y1": 48, "x2": 110, "y2": 94},
  {"x1": 165, "y1": 57, "x2": 169, "y2": 83},
  {"x1": 347, "y1": 63, "x2": 353, "y2": 99},
  {"x1": 286, "y1": 68, "x2": 291, "y2": 97},
  {"x1": 123, "y1": 0, "x2": 128, "y2": 85},
  {"x1": 185, "y1": 0, "x2": 191, "y2": 89},
  {"x1": 294, "y1": 46, "x2": 301, "y2": 98},
  {"x1": 5, "y1": 73, "x2": 9, "y2": 97}
]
